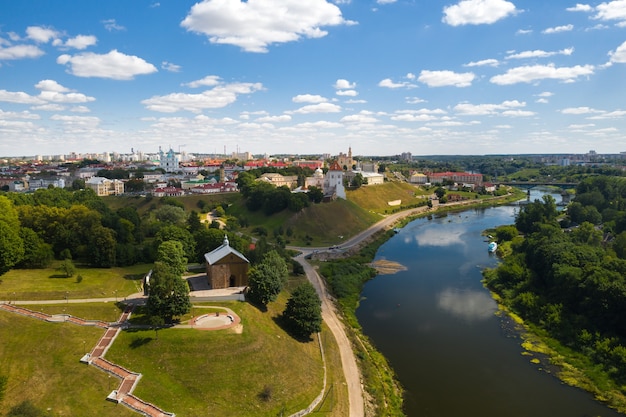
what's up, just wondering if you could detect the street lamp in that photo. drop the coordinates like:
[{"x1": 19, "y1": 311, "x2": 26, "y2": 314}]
[
  {"x1": 65, "y1": 291, "x2": 69, "y2": 304},
  {"x1": 114, "y1": 290, "x2": 118, "y2": 302}
]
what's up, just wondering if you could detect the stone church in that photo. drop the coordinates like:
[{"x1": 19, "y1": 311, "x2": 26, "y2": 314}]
[{"x1": 204, "y1": 236, "x2": 250, "y2": 289}]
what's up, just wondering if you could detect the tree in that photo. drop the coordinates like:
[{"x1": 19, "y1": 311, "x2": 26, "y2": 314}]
[
  {"x1": 155, "y1": 240, "x2": 188, "y2": 277},
  {"x1": 88, "y1": 225, "x2": 117, "y2": 267},
  {"x1": 187, "y1": 210, "x2": 203, "y2": 233},
  {"x1": 153, "y1": 205, "x2": 186, "y2": 224},
  {"x1": 307, "y1": 186, "x2": 324, "y2": 203},
  {"x1": 283, "y1": 281, "x2": 322, "y2": 339},
  {"x1": 59, "y1": 258, "x2": 76, "y2": 277},
  {"x1": 154, "y1": 224, "x2": 196, "y2": 262},
  {"x1": 434, "y1": 186, "x2": 446, "y2": 199},
  {"x1": 17, "y1": 227, "x2": 53, "y2": 269},
  {"x1": 0, "y1": 196, "x2": 24, "y2": 275},
  {"x1": 147, "y1": 241, "x2": 191, "y2": 322},
  {"x1": 351, "y1": 173, "x2": 364, "y2": 188},
  {"x1": 247, "y1": 250, "x2": 289, "y2": 307}
]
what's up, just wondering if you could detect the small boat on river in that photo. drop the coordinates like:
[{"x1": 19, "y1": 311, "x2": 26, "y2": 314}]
[{"x1": 488, "y1": 241, "x2": 498, "y2": 253}]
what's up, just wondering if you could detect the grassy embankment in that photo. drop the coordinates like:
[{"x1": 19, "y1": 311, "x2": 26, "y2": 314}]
[
  {"x1": 0, "y1": 183, "x2": 525, "y2": 416},
  {"x1": 0, "y1": 272, "x2": 347, "y2": 416}
]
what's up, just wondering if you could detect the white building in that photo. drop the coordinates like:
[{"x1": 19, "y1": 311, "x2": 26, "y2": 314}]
[
  {"x1": 323, "y1": 161, "x2": 346, "y2": 199},
  {"x1": 85, "y1": 176, "x2": 124, "y2": 196}
]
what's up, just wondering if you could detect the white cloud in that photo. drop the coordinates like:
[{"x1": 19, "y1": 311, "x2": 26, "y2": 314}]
[
  {"x1": 35, "y1": 80, "x2": 70, "y2": 93},
  {"x1": 0, "y1": 90, "x2": 44, "y2": 105},
  {"x1": 102, "y1": 19, "x2": 126, "y2": 32},
  {"x1": 0, "y1": 45, "x2": 44, "y2": 60},
  {"x1": 292, "y1": 94, "x2": 328, "y2": 103},
  {"x1": 560, "y1": 106, "x2": 603, "y2": 114},
  {"x1": 62, "y1": 35, "x2": 97, "y2": 50},
  {"x1": 345, "y1": 99, "x2": 367, "y2": 104},
  {"x1": 501, "y1": 110, "x2": 536, "y2": 117},
  {"x1": 454, "y1": 100, "x2": 526, "y2": 115},
  {"x1": 442, "y1": 0, "x2": 517, "y2": 26},
  {"x1": 490, "y1": 64, "x2": 594, "y2": 85},
  {"x1": 542, "y1": 24, "x2": 574, "y2": 34},
  {"x1": 142, "y1": 82, "x2": 263, "y2": 113},
  {"x1": 161, "y1": 61, "x2": 182, "y2": 72},
  {"x1": 588, "y1": 110, "x2": 626, "y2": 119},
  {"x1": 0, "y1": 110, "x2": 40, "y2": 120},
  {"x1": 406, "y1": 97, "x2": 427, "y2": 104},
  {"x1": 464, "y1": 58, "x2": 499, "y2": 67},
  {"x1": 336, "y1": 89, "x2": 358, "y2": 96},
  {"x1": 181, "y1": 0, "x2": 355, "y2": 53},
  {"x1": 594, "y1": 0, "x2": 626, "y2": 22},
  {"x1": 57, "y1": 49, "x2": 157, "y2": 80},
  {"x1": 608, "y1": 40, "x2": 626, "y2": 63},
  {"x1": 377, "y1": 0, "x2": 397, "y2": 4},
  {"x1": 292, "y1": 102, "x2": 342, "y2": 114},
  {"x1": 516, "y1": 28, "x2": 533, "y2": 35},
  {"x1": 340, "y1": 113, "x2": 379, "y2": 123},
  {"x1": 256, "y1": 114, "x2": 292, "y2": 122},
  {"x1": 568, "y1": 124, "x2": 595, "y2": 128},
  {"x1": 567, "y1": 4, "x2": 592, "y2": 12},
  {"x1": 50, "y1": 114, "x2": 100, "y2": 127},
  {"x1": 334, "y1": 78, "x2": 356, "y2": 89},
  {"x1": 71, "y1": 105, "x2": 91, "y2": 113},
  {"x1": 31, "y1": 103, "x2": 66, "y2": 112},
  {"x1": 183, "y1": 75, "x2": 221, "y2": 88},
  {"x1": 418, "y1": 70, "x2": 475, "y2": 87},
  {"x1": 378, "y1": 78, "x2": 417, "y2": 89},
  {"x1": 26, "y1": 26, "x2": 59, "y2": 43},
  {"x1": 506, "y1": 47, "x2": 574, "y2": 60}
]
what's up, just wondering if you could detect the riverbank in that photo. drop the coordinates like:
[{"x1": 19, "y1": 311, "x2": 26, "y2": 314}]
[
  {"x1": 485, "y1": 273, "x2": 626, "y2": 414},
  {"x1": 314, "y1": 190, "x2": 527, "y2": 416}
]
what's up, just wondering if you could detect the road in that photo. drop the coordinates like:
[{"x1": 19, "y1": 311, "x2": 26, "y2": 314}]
[{"x1": 291, "y1": 205, "x2": 431, "y2": 416}]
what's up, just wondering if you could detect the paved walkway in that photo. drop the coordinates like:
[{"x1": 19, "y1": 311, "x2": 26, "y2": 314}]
[{"x1": 0, "y1": 303, "x2": 175, "y2": 417}]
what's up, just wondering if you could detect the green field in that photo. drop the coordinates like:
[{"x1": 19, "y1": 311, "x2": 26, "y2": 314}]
[
  {"x1": 0, "y1": 274, "x2": 348, "y2": 417},
  {"x1": 0, "y1": 263, "x2": 150, "y2": 302},
  {"x1": 347, "y1": 181, "x2": 430, "y2": 213}
]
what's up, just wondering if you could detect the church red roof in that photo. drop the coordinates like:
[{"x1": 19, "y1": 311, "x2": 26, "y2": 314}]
[{"x1": 328, "y1": 161, "x2": 342, "y2": 171}]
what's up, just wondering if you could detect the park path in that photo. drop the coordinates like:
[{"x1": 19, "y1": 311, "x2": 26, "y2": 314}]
[
  {"x1": 0, "y1": 303, "x2": 175, "y2": 417},
  {"x1": 294, "y1": 254, "x2": 365, "y2": 417}
]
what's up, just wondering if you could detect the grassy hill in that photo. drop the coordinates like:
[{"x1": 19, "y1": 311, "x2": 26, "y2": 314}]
[
  {"x1": 0, "y1": 278, "x2": 347, "y2": 417},
  {"x1": 347, "y1": 181, "x2": 430, "y2": 214}
]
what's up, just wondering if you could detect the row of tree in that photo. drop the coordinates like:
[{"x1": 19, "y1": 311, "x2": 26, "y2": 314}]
[{"x1": 484, "y1": 176, "x2": 626, "y2": 383}]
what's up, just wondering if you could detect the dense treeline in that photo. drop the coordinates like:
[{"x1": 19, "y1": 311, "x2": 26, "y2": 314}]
[
  {"x1": 0, "y1": 187, "x2": 257, "y2": 272},
  {"x1": 484, "y1": 176, "x2": 626, "y2": 385}
]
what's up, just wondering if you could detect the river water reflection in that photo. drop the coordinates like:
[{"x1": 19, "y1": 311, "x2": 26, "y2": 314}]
[{"x1": 356, "y1": 190, "x2": 623, "y2": 417}]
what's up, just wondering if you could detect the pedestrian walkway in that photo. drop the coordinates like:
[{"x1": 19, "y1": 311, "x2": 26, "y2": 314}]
[{"x1": 0, "y1": 302, "x2": 175, "y2": 417}]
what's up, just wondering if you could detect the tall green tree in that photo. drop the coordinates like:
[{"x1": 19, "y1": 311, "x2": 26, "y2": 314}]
[
  {"x1": 247, "y1": 250, "x2": 289, "y2": 307},
  {"x1": 88, "y1": 225, "x2": 117, "y2": 267},
  {"x1": 0, "y1": 196, "x2": 24, "y2": 275},
  {"x1": 147, "y1": 240, "x2": 191, "y2": 322},
  {"x1": 17, "y1": 227, "x2": 53, "y2": 269},
  {"x1": 283, "y1": 281, "x2": 322, "y2": 339}
]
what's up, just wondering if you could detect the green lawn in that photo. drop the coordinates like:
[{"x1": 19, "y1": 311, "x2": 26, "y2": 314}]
[
  {"x1": 0, "y1": 311, "x2": 137, "y2": 417},
  {"x1": 347, "y1": 181, "x2": 430, "y2": 213},
  {"x1": 0, "y1": 263, "x2": 150, "y2": 302},
  {"x1": 0, "y1": 273, "x2": 347, "y2": 416}
]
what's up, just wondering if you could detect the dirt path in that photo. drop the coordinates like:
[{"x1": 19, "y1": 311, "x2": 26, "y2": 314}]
[{"x1": 294, "y1": 254, "x2": 364, "y2": 417}]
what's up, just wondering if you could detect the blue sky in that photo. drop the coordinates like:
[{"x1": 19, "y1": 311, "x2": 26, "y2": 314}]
[{"x1": 1, "y1": 0, "x2": 626, "y2": 158}]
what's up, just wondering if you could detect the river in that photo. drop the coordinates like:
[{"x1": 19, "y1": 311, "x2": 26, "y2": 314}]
[{"x1": 356, "y1": 189, "x2": 623, "y2": 417}]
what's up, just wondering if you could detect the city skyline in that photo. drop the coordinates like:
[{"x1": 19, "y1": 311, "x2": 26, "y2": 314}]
[{"x1": 2, "y1": 0, "x2": 626, "y2": 157}]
